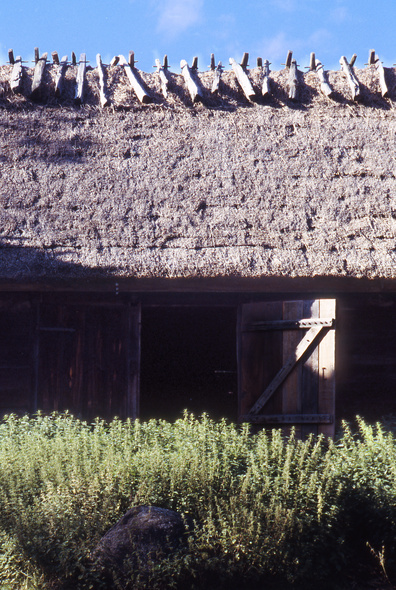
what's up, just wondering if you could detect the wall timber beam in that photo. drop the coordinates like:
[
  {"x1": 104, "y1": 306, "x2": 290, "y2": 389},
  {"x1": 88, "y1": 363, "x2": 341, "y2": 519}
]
[
  {"x1": 180, "y1": 59, "x2": 204, "y2": 103},
  {"x1": 340, "y1": 55, "x2": 361, "y2": 100},
  {"x1": 118, "y1": 54, "x2": 152, "y2": 104},
  {"x1": 96, "y1": 54, "x2": 110, "y2": 107},
  {"x1": 31, "y1": 51, "x2": 47, "y2": 99},
  {"x1": 229, "y1": 54, "x2": 256, "y2": 101}
]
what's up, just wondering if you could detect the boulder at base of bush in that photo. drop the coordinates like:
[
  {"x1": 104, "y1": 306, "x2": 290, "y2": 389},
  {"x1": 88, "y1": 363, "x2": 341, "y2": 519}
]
[{"x1": 92, "y1": 505, "x2": 186, "y2": 585}]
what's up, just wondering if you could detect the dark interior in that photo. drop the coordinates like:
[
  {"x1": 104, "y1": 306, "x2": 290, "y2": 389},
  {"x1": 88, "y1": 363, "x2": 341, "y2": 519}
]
[{"x1": 140, "y1": 306, "x2": 238, "y2": 422}]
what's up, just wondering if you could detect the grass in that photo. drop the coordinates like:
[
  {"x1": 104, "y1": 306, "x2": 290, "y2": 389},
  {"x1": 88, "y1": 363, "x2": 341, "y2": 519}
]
[{"x1": 0, "y1": 412, "x2": 395, "y2": 589}]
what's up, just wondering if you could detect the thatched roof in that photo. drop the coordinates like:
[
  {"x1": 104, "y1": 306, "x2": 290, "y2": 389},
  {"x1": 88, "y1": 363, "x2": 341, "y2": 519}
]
[{"x1": 1, "y1": 62, "x2": 396, "y2": 288}]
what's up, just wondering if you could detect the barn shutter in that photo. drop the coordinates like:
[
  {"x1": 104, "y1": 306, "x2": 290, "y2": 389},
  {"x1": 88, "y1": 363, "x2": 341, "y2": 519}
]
[{"x1": 237, "y1": 299, "x2": 336, "y2": 438}]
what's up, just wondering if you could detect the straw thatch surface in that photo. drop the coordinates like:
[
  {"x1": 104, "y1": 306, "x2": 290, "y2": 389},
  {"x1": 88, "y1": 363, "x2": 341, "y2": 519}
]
[{"x1": 0, "y1": 63, "x2": 396, "y2": 282}]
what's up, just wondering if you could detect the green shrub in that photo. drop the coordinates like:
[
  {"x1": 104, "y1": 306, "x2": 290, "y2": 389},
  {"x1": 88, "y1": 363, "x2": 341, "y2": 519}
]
[{"x1": 0, "y1": 412, "x2": 396, "y2": 588}]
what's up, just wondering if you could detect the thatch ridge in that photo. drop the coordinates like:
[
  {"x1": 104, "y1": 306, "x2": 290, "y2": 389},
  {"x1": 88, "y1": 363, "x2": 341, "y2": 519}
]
[{"x1": 1, "y1": 65, "x2": 396, "y2": 284}]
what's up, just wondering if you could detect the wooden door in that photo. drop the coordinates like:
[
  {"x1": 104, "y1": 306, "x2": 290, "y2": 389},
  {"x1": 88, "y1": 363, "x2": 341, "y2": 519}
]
[
  {"x1": 238, "y1": 299, "x2": 336, "y2": 437},
  {"x1": 37, "y1": 301, "x2": 141, "y2": 420}
]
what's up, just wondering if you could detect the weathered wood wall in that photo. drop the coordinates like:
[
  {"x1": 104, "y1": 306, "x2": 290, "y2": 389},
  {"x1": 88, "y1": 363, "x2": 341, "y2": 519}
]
[{"x1": 1, "y1": 291, "x2": 396, "y2": 429}]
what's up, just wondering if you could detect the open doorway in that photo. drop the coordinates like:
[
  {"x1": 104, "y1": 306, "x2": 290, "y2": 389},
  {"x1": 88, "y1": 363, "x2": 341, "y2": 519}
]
[{"x1": 140, "y1": 306, "x2": 238, "y2": 422}]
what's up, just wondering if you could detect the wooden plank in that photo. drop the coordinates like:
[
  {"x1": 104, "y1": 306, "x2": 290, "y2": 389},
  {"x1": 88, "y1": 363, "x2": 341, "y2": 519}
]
[
  {"x1": 262, "y1": 59, "x2": 271, "y2": 97},
  {"x1": 245, "y1": 318, "x2": 334, "y2": 331},
  {"x1": 54, "y1": 55, "x2": 68, "y2": 98},
  {"x1": 75, "y1": 53, "x2": 86, "y2": 105},
  {"x1": 301, "y1": 300, "x2": 319, "y2": 438},
  {"x1": 155, "y1": 58, "x2": 170, "y2": 98},
  {"x1": 180, "y1": 59, "x2": 203, "y2": 103},
  {"x1": 240, "y1": 414, "x2": 333, "y2": 424},
  {"x1": 248, "y1": 325, "x2": 327, "y2": 415},
  {"x1": 96, "y1": 54, "x2": 110, "y2": 107},
  {"x1": 229, "y1": 57, "x2": 256, "y2": 101},
  {"x1": 211, "y1": 61, "x2": 223, "y2": 94},
  {"x1": 340, "y1": 55, "x2": 361, "y2": 100},
  {"x1": 126, "y1": 302, "x2": 141, "y2": 419},
  {"x1": 119, "y1": 54, "x2": 152, "y2": 104},
  {"x1": 288, "y1": 59, "x2": 299, "y2": 100},
  {"x1": 281, "y1": 301, "x2": 303, "y2": 438},
  {"x1": 8, "y1": 49, "x2": 14, "y2": 65},
  {"x1": 238, "y1": 302, "x2": 282, "y2": 419},
  {"x1": 315, "y1": 59, "x2": 334, "y2": 98},
  {"x1": 318, "y1": 299, "x2": 336, "y2": 438},
  {"x1": 375, "y1": 55, "x2": 389, "y2": 98},
  {"x1": 10, "y1": 56, "x2": 23, "y2": 93},
  {"x1": 31, "y1": 52, "x2": 47, "y2": 99}
]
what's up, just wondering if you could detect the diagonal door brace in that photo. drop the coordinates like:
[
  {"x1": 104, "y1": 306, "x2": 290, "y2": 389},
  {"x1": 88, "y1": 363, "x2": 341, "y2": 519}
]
[{"x1": 248, "y1": 326, "x2": 329, "y2": 415}]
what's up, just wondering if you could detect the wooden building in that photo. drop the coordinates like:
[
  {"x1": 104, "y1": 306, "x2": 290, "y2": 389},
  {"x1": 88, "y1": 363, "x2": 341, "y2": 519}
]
[{"x1": 1, "y1": 54, "x2": 396, "y2": 436}]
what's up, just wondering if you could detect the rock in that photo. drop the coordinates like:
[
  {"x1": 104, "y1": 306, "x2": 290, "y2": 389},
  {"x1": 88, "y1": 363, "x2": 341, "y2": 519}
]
[{"x1": 92, "y1": 505, "x2": 186, "y2": 584}]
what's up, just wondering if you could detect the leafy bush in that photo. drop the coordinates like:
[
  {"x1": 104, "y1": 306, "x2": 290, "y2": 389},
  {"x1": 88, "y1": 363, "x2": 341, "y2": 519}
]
[{"x1": 0, "y1": 412, "x2": 395, "y2": 588}]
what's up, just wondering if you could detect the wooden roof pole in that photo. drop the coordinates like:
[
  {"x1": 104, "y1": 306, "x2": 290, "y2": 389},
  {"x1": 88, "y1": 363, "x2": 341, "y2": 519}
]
[
  {"x1": 315, "y1": 59, "x2": 334, "y2": 98},
  {"x1": 96, "y1": 54, "x2": 110, "y2": 107},
  {"x1": 229, "y1": 53, "x2": 256, "y2": 101},
  {"x1": 118, "y1": 54, "x2": 152, "y2": 104},
  {"x1": 31, "y1": 50, "x2": 48, "y2": 99},
  {"x1": 74, "y1": 53, "x2": 86, "y2": 105},
  {"x1": 340, "y1": 55, "x2": 361, "y2": 100},
  {"x1": 54, "y1": 54, "x2": 68, "y2": 98},
  {"x1": 180, "y1": 58, "x2": 203, "y2": 103},
  {"x1": 155, "y1": 56, "x2": 170, "y2": 98}
]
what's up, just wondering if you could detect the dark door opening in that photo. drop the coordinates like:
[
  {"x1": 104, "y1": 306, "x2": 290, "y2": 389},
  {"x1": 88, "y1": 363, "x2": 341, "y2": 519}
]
[{"x1": 140, "y1": 306, "x2": 238, "y2": 422}]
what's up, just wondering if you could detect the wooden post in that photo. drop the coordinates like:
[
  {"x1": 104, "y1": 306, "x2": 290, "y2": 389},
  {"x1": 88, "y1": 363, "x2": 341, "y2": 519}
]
[
  {"x1": 10, "y1": 56, "x2": 23, "y2": 93},
  {"x1": 34, "y1": 47, "x2": 39, "y2": 64},
  {"x1": 31, "y1": 52, "x2": 48, "y2": 99},
  {"x1": 285, "y1": 50, "x2": 293, "y2": 69},
  {"x1": 52, "y1": 51, "x2": 59, "y2": 65},
  {"x1": 119, "y1": 54, "x2": 152, "y2": 104},
  {"x1": 262, "y1": 59, "x2": 271, "y2": 97},
  {"x1": 282, "y1": 301, "x2": 304, "y2": 439},
  {"x1": 128, "y1": 50, "x2": 135, "y2": 68},
  {"x1": 8, "y1": 49, "x2": 14, "y2": 65},
  {"x1": 74, "y1": 53, "x2": 86, "y2": 105},
  {"x1": 191, "y1": 56, "x2": 198, "y2": 70},
  {"x1": 309, "y1": 52, "x2": 316, "y2": 71},
  {"x1": 318, "y1": 299, "x2": 336, "y2": 438},
  {"x1": 288, "y1": 59, "x2": 299, "y2": 100},
  {"x1": 315, "y1": 59, "x2": 334, "y2": 98},
  {"x1": 229, "y1": 57, "x2": 256, "y2": 101},
  {"x1": 375, "y1": 55, "x2": 389, "y2": 98},
  {"x1": 241, "y1": 52, "x2": 249, "y2": 69},
  {"x1": 257, "y1": 57, "x2": 263, "y2": 68},
  {"x1": 155, "y1": 58, "x2": 170, "y2": 98},
  {"x1": 110, "y1": 55, "x2": 119, "y2": 67},
  {"x1": 340, "y1": 55, "x2": 361, "y2": 100},
  {"x1": 96, "y1": 54, "x2": 110, "y2": 107},
  {"x1": 54, "y1": 55, "x2": 68, "y2": 97},
  {"x1": 180, "y1": 59, "x2": 203, "y2": 103},
  {"x1": 368, "y1": 49, "x2": 376, "y2": 65},
  {"x1": 71, "y1": 52, "x2": 76, "y2": 65}
]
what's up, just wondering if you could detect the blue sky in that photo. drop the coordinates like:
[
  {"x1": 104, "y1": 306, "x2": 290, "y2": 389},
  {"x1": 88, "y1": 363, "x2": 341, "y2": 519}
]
[{"x1": 0, "y1": 0, "x2": 395, "y2": 72}]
